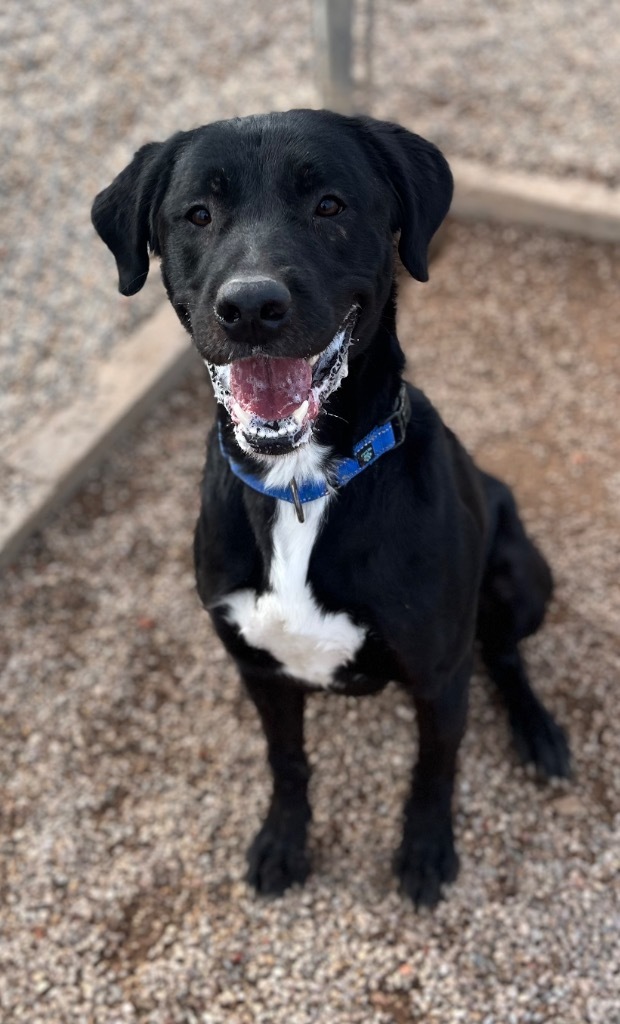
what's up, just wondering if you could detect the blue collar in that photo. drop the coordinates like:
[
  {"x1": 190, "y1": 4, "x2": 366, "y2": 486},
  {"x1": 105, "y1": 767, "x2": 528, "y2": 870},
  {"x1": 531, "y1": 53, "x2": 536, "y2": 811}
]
[{"x1": 218, "y1": 383, "x2": 410, "y2": 522}]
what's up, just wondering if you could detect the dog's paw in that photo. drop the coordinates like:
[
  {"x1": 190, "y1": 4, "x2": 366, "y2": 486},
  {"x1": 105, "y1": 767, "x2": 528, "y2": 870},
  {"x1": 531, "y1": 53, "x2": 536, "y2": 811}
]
[
  {"x1": 510, "y1": 702, "x2": 571, "y2": 780},
  {"x1": 393, "y1": 830, "x2": 459, "y2": 910},
  {"x1": 247, "y1": 818, "x2": 310, "y2": 896}
]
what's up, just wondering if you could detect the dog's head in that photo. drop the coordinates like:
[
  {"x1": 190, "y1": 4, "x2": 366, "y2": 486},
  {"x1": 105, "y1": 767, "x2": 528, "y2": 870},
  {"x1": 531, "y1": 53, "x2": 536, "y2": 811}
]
[{"x1": 92, "y1": 110, "x2": 452, "y2": 455}]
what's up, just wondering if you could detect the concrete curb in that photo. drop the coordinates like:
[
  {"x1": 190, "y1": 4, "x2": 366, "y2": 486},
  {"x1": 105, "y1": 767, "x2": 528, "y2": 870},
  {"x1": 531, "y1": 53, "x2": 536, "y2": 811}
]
[
  {"x1": 2, "y1": 165, "x2": 618, "y2": 569},
  {"x1": 1, "y1": 304, "x2": 198, "y2": 569},
  {"x1": 451, "y1": 159, "x2": 620, "y2": 242}
]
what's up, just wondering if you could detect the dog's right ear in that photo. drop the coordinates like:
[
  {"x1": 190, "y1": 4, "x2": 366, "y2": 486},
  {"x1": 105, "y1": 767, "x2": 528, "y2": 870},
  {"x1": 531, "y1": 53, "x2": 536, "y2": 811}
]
[{"x1": 91, "y1": 140, "x2": 172, "y2": 296}]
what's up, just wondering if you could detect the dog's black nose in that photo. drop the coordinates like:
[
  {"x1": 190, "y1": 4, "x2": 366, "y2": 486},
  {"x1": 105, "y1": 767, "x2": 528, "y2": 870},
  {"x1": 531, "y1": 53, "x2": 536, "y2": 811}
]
[{"x1": 215, "y1": 277, "x2": 291, "y2": 334}]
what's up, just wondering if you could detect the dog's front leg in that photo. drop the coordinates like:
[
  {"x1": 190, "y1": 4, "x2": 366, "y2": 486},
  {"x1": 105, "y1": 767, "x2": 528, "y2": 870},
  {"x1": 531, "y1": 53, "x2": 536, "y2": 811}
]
[
  {"x1": 241, "y1": 670, "x2": 312, "y2": 896},
  {"x1": 394, "y1": 661, "x2": 470, "y2": 909}
]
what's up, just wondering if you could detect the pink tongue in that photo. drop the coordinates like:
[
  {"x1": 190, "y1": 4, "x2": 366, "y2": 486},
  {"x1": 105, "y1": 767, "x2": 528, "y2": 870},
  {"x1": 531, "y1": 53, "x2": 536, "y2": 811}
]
[{"x1": 230, "y1": 357, "x2": 312, "y2": 420}]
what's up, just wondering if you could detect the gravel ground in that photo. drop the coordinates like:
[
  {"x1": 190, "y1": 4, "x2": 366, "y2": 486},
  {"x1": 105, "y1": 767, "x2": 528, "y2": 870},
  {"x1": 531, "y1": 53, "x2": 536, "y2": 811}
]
[
  {"x1": 1, "y1": 0, "x2": 619, "y2": 449},
  {"x1": 1, "y1": 219, "x2": 619, "y2": 1023},
  {"x1": 371, "y1": 1, "x2": 620, "y2": 188}
]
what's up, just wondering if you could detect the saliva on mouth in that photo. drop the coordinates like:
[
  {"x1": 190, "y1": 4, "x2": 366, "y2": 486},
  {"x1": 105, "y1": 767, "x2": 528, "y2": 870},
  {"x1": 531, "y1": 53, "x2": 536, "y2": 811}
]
[{"x1": 206, "y1": 307, "x2": 359, "y2": 457}]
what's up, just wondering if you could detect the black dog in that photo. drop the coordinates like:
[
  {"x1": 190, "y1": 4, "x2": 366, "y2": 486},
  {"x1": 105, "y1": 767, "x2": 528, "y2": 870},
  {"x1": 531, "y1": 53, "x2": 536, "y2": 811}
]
[{"x1": 92, "y1": 110, "x2": 570, "y2": 908}]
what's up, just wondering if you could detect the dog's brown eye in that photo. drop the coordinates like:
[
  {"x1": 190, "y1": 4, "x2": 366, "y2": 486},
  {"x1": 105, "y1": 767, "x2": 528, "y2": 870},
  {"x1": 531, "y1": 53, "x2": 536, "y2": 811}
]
[
  {"x1": 315, "y1": 195, "x2": 345, "y2": 217},
  {"x1": 187, "y1": 206, "x2": 211, "y2": 227}
]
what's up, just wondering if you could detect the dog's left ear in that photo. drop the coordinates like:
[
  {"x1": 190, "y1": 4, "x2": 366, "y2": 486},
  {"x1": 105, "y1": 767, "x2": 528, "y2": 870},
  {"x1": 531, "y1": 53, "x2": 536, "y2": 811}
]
[
  {"x1": 356, "y1": 118, "x2": 453, "y2": 282},
  {"x1": 91, "y1": 137, "x2": 180, "y2": 296}
]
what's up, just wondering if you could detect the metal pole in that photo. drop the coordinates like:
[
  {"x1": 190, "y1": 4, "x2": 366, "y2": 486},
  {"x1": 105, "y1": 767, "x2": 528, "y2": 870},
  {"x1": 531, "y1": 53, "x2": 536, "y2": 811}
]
[{"x1": 313, "y1": 0, "x2": 355, "y2": 113}]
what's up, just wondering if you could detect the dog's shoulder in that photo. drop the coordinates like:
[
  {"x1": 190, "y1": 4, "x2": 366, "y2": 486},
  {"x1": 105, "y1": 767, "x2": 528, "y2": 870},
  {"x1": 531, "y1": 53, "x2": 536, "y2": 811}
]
[
  {"x1": 403, "y1": 385, "x2": 486, "y2": 522},
  {"x1": 194, "y1": 425, "x2": 265, "y2": 608}
]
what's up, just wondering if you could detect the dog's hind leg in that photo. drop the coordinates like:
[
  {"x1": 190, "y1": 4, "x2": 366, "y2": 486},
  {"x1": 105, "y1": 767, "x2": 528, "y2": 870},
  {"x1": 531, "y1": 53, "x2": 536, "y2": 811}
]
[
  {"x1": 477, "y1": 472, "x2": 571, "y2": 779},
  {"x1": 481, "y1": 644, "x2": 570, "y2": 778},
  {"x1": 241, "y1": 671, "x2": 312, "y2": 896},
  {"x1": 394, "y1": 660, "x2": 469, "y2": 909}
]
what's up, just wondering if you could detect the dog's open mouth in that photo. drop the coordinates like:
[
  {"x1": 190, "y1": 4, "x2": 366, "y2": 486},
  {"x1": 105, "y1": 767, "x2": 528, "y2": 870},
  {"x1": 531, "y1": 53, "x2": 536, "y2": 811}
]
[{"x1": 207, "y1": 306, "x2": 359, "y2": 455}]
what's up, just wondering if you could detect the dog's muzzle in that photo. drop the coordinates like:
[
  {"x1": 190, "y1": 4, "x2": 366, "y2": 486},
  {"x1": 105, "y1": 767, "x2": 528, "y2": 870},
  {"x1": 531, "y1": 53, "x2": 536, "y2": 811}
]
[{"x1": 205, "y1": 306, "x2": 359, "y2": 455}]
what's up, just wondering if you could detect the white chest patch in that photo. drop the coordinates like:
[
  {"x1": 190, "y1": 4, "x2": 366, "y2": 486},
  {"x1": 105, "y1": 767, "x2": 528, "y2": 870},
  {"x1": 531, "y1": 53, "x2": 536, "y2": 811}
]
[{"x1": 221, "y1": 446, "x2": 367, "y2": 688}]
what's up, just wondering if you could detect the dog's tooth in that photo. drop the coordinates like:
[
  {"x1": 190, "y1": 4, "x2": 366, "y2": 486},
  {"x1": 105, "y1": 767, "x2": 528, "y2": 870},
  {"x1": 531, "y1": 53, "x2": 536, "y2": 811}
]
[
  {"x1": 292, "y1": 399, "x2": 309, "y2": 425},
  {"x1": 232, "y1": 401, "x2": 251, "y2": 426},
  {"x1": 278, "y1": 426, "x2": 288, "y2": 436},
  {"x1": 308, "y1": 354, "x2": 319, "y2": 367}
]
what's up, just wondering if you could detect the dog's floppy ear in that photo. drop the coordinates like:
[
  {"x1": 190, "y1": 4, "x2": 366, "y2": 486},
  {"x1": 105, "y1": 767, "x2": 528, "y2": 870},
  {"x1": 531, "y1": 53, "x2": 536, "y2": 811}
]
[
  {"x1": 91, "y1": 140, "x2": 174, "y2": 296},
  {"x1": 356, "y1": 118, "x2": 453, "y2": 282}
]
